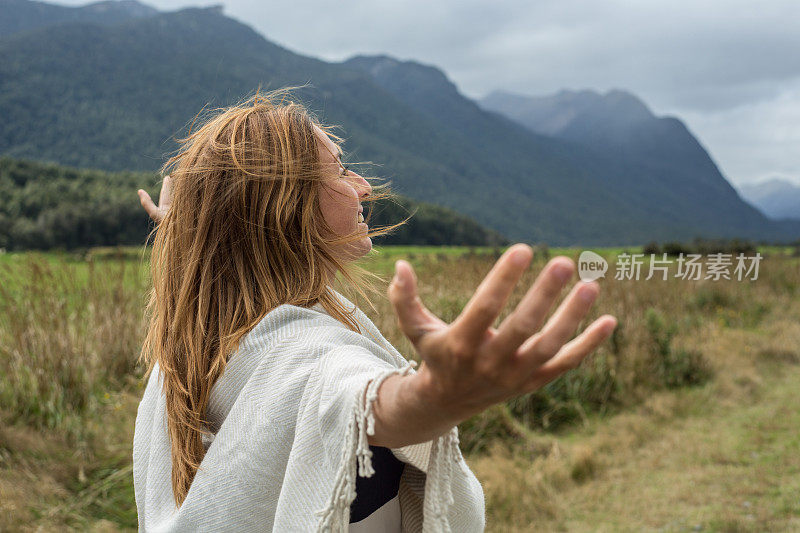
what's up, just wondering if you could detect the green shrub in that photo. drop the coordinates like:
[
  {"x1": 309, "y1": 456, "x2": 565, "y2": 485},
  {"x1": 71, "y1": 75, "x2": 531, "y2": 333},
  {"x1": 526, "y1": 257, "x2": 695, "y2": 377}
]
[
  {"x1": 691, "y1": 286, "x2": 735, "y2": 311},
  {"x1": 644, "y1": 308, "x2": 713, "y2": 389},
  {"x1": 458, "y1": 404, "x2": 529, "y2": 454},
  {"x1": 506, "y1": 350, "x2": 621, "y2": 431}
]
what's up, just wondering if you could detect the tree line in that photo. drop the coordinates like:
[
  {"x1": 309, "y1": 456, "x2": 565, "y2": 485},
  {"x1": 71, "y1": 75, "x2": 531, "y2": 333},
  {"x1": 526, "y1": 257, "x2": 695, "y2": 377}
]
[{"x1": 0, "y1": 157, "x2": 507, "y2": 250}]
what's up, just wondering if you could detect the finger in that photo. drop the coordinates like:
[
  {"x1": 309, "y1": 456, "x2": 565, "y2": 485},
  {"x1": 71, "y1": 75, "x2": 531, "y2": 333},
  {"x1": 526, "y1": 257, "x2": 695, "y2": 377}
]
[
  {"x1": 388, "y1": 260, "x2": 446, "y2": 346},
  {"x1": 137, "y1": 189, "x2": 161, "y2": 222},
  {"x1": 523, "y1": 315, "x2": 617, "y2": 392},
  {"x1": 518, "y1": 280, "x2": 600, "y2": 364},
  {"x1": 449, "y1": 244, "x2": 533, "y2": 348},
  {"x1": 492, "y1": 257, "x2": 575, "y2": 355}
]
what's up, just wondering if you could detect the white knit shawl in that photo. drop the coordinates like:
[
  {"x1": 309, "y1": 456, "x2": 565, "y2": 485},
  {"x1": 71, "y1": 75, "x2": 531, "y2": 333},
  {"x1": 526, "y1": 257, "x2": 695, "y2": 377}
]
[{"x1": 132, "y1": 290, "x2": 486, "y2": 532}]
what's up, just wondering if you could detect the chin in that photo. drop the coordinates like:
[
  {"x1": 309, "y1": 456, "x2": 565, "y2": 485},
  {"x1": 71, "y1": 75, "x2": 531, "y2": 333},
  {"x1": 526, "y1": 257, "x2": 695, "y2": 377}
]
[
  {"x1": 353, "y1": 236, "x2": 373, "y2": 259},
  {"x1": 337, "y1": 236, "x2": 372, "y2": 262}
]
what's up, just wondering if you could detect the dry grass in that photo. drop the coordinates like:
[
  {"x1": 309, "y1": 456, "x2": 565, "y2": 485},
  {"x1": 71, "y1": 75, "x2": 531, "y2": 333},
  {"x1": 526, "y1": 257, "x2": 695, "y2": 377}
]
[
  {"x1": 0, "y1": 255, "x2": 148, "y2": 436},
  {"x1": 0, "y1": 386, "x2": 141, "y2": 531},
  {"x1": 0, "y1": 247, "x2": 798, "y2": 531},
  {"x1": 0, "y1": 254, "x2": 147, "y2": 531},
  {"x1": 465, "y1": 261, "x2": 800, "y2": 532}
]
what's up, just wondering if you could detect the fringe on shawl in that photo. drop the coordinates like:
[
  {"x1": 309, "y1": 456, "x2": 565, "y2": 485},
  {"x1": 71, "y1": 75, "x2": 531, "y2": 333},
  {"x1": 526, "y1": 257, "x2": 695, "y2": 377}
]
[{"x1": 314, "y1": 360, "x2": 463, "y2": 533}]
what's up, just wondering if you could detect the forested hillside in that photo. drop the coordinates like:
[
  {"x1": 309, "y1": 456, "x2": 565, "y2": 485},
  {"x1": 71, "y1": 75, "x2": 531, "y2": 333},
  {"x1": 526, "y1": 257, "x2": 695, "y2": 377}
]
[
  {"x1": 0, "y1": 0, "x2": 157, "y2": 37},
  {"x1": 1, "y1": 1, "x2": 798, "y2": 245},
  {"x1": 0, "y1": 158, "x2": 507, "y2": 250}
]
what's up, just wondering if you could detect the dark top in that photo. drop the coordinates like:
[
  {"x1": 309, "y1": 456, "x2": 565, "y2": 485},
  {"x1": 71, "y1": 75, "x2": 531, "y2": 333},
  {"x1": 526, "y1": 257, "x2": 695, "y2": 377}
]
[{"x1": 349, "y1": 445, "x2": 405, "y2": 523}]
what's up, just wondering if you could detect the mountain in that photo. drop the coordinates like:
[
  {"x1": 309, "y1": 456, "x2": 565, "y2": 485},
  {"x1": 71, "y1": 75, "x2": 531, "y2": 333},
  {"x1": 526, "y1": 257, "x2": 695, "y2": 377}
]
[
  {"x1": 480, "y1": 89, "x2": 654, "y2": 141},
  {"x1": 480, "y1": 89, "x2": 727, "y2": 190},
  {"x1": 480, "y1": 88, "x2": 753, "y2": 195},
  {"x1": 0, "y1": 0, "x2": 158, "y2": 37},
  {"x1": 346, "y1": 58, "x2": 798, "y2": 243},
  {"x1": 0, "y1": 5, "x2": 536, "y2": 244},
  {"x1": 738, "y1": 178, "x2": 800, "y2": 220},
  {"x1": 479, "y1": 88, "x2": 800, "y2": 240},
  {"x1": 0, "y1": 1, "x2": 797, "y2": 245}
]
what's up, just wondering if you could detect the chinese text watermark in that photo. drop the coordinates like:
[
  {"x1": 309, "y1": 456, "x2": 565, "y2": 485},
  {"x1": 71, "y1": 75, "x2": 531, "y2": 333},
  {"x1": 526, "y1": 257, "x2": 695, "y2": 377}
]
[{"x1": 578, "y1": 251, "x2": 762, "y2": 282}]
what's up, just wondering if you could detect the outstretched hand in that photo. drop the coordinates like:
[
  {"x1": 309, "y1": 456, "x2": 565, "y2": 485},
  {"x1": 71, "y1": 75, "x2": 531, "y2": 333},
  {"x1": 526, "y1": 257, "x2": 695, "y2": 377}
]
[
  {"x1": 137, "y1": 175, "x2": 173, "y2": 224},
  {"x1": 387, "y1": 243, "x2": 617, "y2": 429}
]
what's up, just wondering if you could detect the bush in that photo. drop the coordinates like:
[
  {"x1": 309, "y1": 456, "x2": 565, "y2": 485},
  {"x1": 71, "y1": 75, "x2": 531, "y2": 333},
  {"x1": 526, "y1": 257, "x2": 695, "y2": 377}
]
[
  {"x1": 458, "y1": 404, "x2": 529, "y2": 454},
  {"x1": 644, "y1": 308, "x2": 713, "y2": 389},
  {"x1": 643, "y1": 241, "x2": 661, "y2": 255},
  {"x1": 691, "y1": 286, "x2": 735, "y2": 311},
  {"x1": 506, "y1": 351, "x2": 621, "y2": 431}
]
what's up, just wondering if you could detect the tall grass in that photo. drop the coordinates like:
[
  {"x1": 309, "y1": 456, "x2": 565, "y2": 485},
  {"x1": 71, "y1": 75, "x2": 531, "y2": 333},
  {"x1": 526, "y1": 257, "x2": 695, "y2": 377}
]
[
  {"x1": 0, "y1": 247, "x2": 798, "y2": 530},
  {"x1": 356, "y1": 249, "x2": 799, "y2": 449},
  {"x1": 0, "y1": 254, "x2": 148, "y2": 438},
  {"x1": 2, "y1": 248, "x2": 797, "y2": 448}
]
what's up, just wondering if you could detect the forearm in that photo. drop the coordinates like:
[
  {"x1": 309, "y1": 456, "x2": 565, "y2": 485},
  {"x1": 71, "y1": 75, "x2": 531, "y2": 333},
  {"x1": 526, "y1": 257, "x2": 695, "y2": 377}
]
[{"x1": 366, "y1": 371, "x2": 461, "y2": 448}]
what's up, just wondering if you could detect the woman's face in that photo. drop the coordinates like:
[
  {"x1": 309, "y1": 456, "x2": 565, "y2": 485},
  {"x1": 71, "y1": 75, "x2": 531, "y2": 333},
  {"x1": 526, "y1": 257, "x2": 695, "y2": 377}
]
[{"x1": 315, "y1": 126, "x2": 373, "y2": 261}]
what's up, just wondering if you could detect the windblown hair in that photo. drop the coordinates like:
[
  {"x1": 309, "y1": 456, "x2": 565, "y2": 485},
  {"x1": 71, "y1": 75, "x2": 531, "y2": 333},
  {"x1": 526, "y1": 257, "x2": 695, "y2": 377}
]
[{"x1": 139, "y1": 90, "x2": 401, "y2": 507}]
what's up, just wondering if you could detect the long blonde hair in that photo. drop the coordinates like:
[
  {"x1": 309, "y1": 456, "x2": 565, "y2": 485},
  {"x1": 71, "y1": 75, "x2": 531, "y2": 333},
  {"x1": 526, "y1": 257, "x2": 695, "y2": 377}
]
[{"x1": 140, "y1": 90, "x2": 401, "y2": 507}]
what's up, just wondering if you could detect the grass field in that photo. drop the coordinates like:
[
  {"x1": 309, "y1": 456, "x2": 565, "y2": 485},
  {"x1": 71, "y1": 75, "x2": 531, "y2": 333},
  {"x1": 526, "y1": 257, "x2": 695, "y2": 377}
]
[{"x1": 0, "y1": 245, "x2": 798, "y2": 531}]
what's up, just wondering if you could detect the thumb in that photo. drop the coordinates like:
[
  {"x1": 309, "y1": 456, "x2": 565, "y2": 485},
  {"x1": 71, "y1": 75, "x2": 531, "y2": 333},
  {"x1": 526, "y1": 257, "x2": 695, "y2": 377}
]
[
  {"x1": 388, "y1": 260, "x2": 437, "y2": 345},
  {"x1": 137, "y1": 189, "x2": 160, "y2": 222}
]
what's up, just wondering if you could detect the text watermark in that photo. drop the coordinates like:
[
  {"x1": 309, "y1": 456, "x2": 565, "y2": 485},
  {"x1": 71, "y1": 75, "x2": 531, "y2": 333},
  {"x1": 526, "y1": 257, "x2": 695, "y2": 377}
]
[{"x1": 578, "y1": 251, "x2": 762, "y2": 282}]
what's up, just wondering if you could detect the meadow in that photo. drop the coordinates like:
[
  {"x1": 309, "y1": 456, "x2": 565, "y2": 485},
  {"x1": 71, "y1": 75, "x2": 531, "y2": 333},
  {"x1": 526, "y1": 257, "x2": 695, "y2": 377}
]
[{"x1": 0, "y1": 245, "x2": 798, "y2": 531}]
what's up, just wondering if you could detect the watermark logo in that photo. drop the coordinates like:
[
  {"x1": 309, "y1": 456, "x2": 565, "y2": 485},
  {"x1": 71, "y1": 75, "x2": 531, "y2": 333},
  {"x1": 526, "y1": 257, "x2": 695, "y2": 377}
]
[
  {"x1": 577, "y1": 251, "x2": 763, "y2": 281},
  {"x1": 578, "y1": 250, "x2": 609, "y2": 282}
]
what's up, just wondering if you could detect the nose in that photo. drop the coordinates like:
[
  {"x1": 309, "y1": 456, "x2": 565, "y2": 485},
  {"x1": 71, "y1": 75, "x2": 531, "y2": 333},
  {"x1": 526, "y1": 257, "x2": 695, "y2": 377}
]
[{"x1": 348, "y1": 170, "x2": 372, "y2": 198}]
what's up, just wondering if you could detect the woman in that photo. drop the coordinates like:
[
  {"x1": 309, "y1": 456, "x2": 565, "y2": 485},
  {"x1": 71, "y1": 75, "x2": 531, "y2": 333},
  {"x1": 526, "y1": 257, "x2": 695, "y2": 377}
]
[{"x1": 134, "y1": 92, "x2": 617, "y2": 532}]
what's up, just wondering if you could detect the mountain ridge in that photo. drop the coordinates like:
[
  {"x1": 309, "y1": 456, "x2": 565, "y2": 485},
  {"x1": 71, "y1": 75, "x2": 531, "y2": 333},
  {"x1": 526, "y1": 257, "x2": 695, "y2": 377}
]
[
  {"x1": 1, "y1": 0, "x2": 797, "y2": 245},
  {"x1": 0, "y1": 0, "x2": 159, "y2": 37},
  {"x1": 738, "y1": 178, "x2": 800, "y2": 221},
  {"x1": 346, "y1": 56, "x2": 796, "y2": 242}
]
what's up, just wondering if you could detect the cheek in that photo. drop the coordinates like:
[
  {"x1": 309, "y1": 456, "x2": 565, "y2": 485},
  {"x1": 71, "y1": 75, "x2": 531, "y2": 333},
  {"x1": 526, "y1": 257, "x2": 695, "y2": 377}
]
[{"x1": 319, "y1": 183, "x2": 357, "y2": 233}]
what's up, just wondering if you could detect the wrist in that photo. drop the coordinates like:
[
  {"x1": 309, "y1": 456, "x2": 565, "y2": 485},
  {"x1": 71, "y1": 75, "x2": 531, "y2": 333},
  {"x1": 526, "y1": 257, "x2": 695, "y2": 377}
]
[
  {"x1": 367, "y1": 368, "x2": 460, "y2": 448},
  {"x1": 406, "y1": 365, "x2": 467, "y2": 430}
]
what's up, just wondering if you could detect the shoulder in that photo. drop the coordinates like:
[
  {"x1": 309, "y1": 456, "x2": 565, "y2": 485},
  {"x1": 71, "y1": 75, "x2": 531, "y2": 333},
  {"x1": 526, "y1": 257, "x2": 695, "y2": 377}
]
[
  {"x1": 234, "y1": 303, "x2": 398, "y2": 371},
  {"x1": 239, "y1": 303, "x2": 365, "y2": 351}
]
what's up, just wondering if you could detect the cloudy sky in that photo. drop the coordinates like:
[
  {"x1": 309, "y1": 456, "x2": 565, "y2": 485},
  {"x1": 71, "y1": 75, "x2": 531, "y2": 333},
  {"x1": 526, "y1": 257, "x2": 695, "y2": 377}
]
[{"x1": 58, "y1": 0, "x2": 800, "y2": 187}]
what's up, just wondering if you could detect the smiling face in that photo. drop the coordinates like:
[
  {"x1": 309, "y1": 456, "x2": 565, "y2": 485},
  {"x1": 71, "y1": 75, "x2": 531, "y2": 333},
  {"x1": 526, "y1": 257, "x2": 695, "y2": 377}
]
[{"x1": 315, "y1": 125, "x2": 373, "y2": 261}]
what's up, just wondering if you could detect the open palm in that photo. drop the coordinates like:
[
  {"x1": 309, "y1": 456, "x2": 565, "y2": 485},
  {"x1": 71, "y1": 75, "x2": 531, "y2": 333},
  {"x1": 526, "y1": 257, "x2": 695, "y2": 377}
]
[{"x1": 388, "y1": 244, "x2": 617, "y2": 424}]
